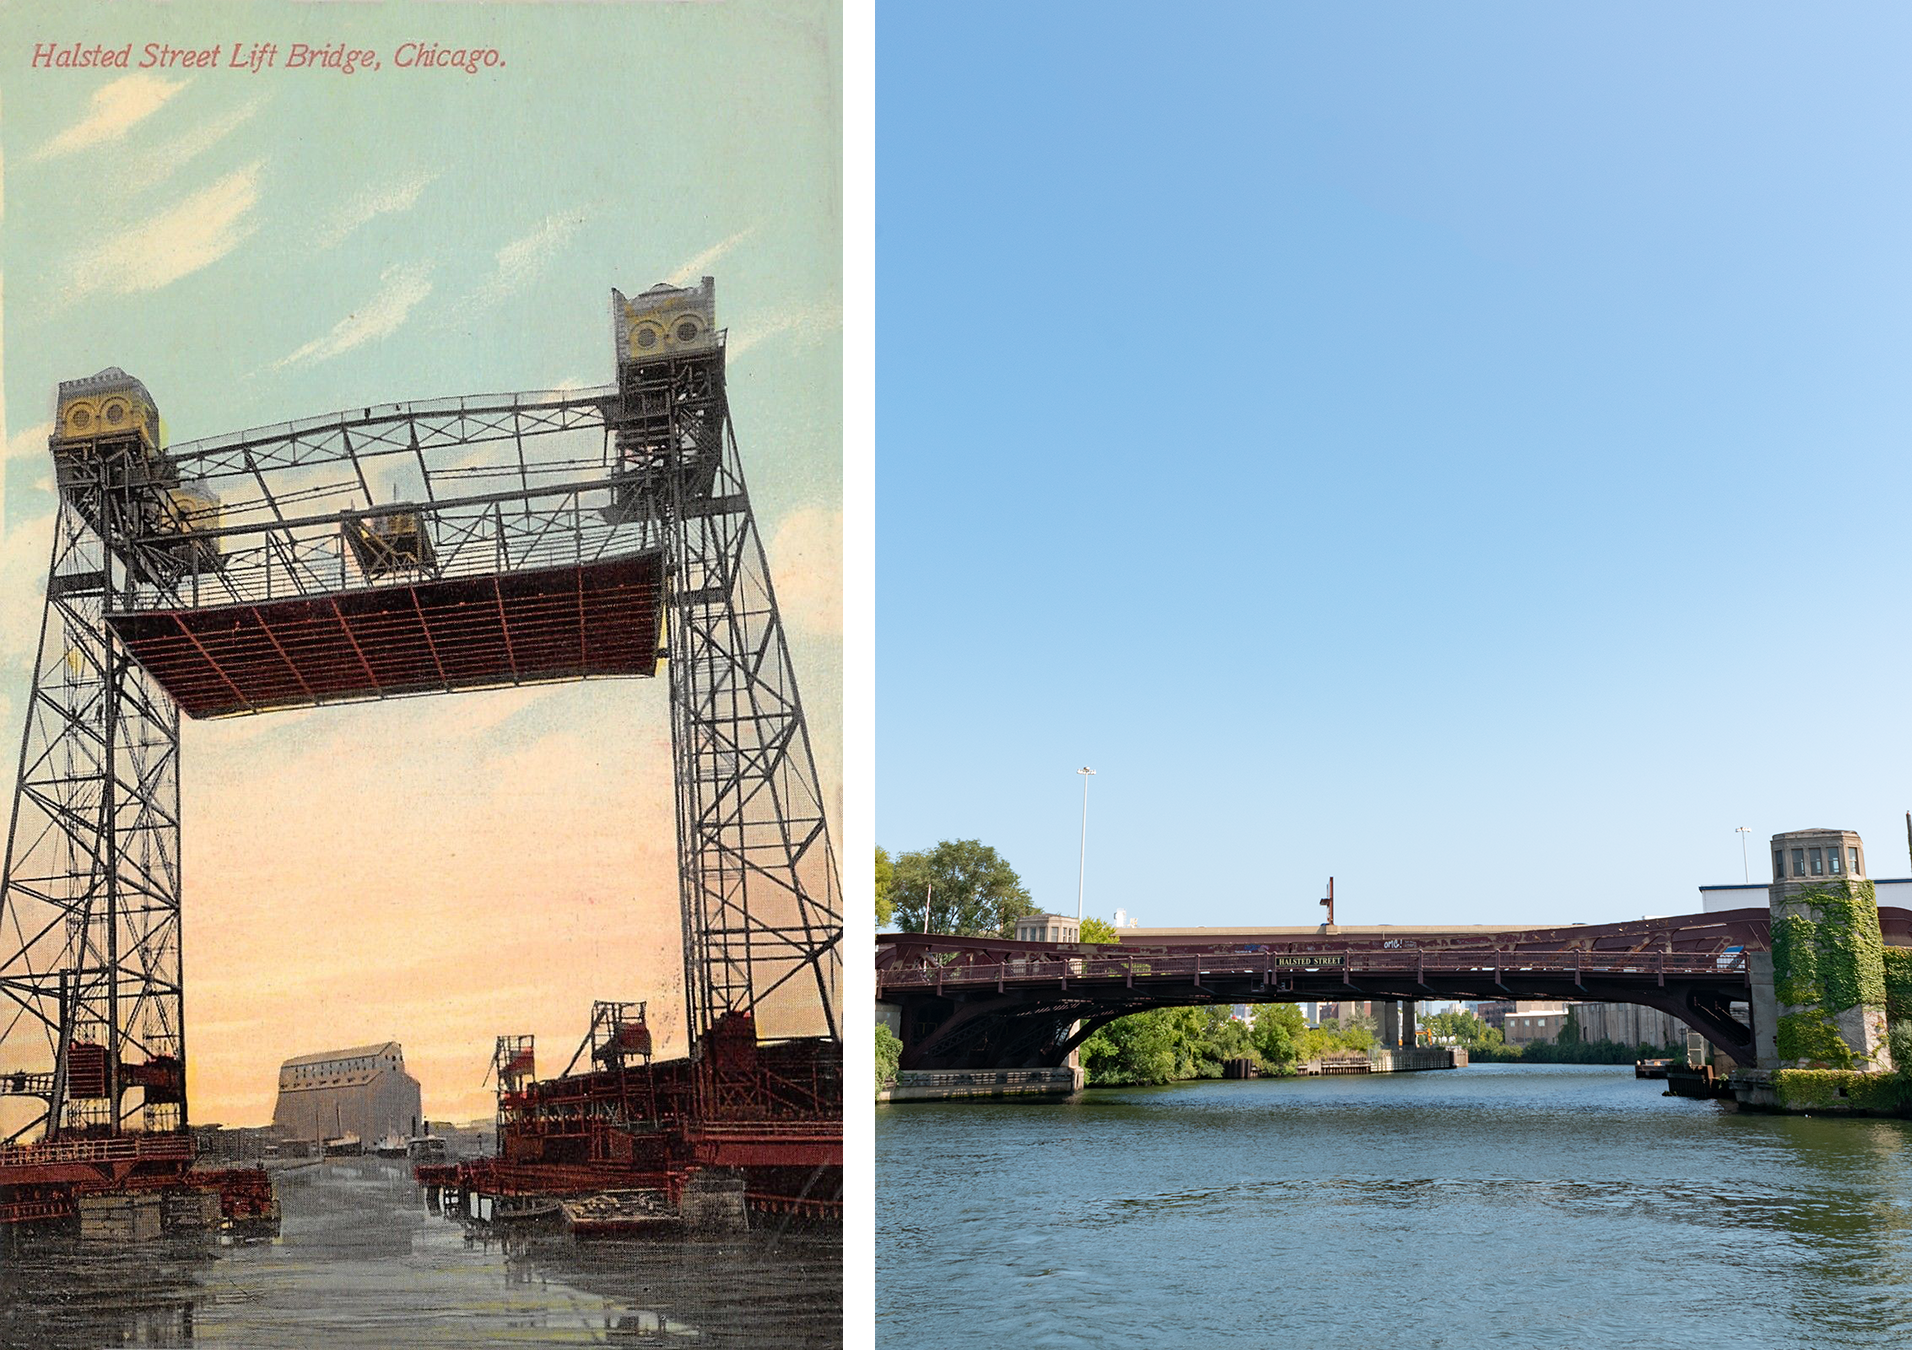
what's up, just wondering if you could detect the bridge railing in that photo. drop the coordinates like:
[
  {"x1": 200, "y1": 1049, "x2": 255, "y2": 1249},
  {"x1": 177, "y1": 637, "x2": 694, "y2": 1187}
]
[
  {"x1": 0, "y1": 1133, "x2": 192, "y2": 1168},
  {"x1": 875, "y1": 947, "x2": 1748, "y2": 991},
  {"x1": 121, "y1": 480, "x2": 667, "y2": 613}
]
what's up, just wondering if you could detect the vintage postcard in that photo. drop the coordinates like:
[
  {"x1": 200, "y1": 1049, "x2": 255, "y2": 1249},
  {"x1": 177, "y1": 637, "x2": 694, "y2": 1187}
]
[{"x1": 0, "y1": 2, "x2": 843, "y2": 1345}]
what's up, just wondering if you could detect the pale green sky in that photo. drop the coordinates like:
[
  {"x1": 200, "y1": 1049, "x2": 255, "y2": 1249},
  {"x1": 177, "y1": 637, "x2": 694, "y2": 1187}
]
[{"x1": 0, "y1": 0, "x2": 840, "y2": 1124}]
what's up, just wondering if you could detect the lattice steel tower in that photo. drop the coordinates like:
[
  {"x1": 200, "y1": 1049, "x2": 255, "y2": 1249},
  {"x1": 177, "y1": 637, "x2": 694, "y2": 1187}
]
[
  {"x1": 0, "y1": 278, "x2": 840, "y2": 1144},
  {"x1": 0, "y1": 369, "x2": 187, "y2": 1142}
]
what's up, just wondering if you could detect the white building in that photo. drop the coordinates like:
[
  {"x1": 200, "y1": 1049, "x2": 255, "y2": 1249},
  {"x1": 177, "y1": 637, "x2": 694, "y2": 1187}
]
[
  {"x1": 1013, "y1": 913, "x2": 1080, "y2": 943},
  {"x1": 1701, "y1": 878, "x2": 1912, "y2": 913}
]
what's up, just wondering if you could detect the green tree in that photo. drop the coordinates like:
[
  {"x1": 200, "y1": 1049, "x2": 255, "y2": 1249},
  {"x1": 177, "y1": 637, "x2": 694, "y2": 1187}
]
[
  {"x1": 1557, "y1": 1006, "x2": 1580, "y2": 1047},
  {"x1": 1253, "y1": 1004, "x2": 1305, "y2": 1075},
  {"x1": 875, "y1": 1023, "x2": 902, "y2": 1096},
  {"x1": 875, "y1": 845, "x2": 894, "y2": 927},
  {"x1": 889, "y1": 839, "x2": 1037, "y2": 937},
  {"x1": 1189, "y1": 1007, "x2": 1257, "y2": 1077},
  {"x1": 1419, "y1": 1009, "x2": 1503, "y2": 1048},
  {"x1": 1082, "y1": 1005, "x2": 1292, "y2": 1085},
  {"x1": 1080, "y1": 916, "x2": 1119, "y2": 944},
  {"x1": 1080, "y1": 1009, "x2": 1179, "y2": 1085}
]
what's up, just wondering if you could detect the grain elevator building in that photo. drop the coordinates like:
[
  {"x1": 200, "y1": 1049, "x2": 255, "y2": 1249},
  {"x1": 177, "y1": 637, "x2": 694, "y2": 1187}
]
[{"x1": 271, "y1": 1042, "x2": 423, "y2": 1145}]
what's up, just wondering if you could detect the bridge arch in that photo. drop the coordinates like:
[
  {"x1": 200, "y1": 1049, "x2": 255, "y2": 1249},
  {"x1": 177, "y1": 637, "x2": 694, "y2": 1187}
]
[{"x1": 873, "y1": 910, "x2": 1855, "y2": 1075}]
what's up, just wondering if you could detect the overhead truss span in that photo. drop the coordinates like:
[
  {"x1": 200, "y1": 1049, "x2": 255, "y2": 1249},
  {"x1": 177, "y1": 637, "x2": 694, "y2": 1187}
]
[{"x1": 0, "y1": 276, "x2": 840, "y2": 1192}]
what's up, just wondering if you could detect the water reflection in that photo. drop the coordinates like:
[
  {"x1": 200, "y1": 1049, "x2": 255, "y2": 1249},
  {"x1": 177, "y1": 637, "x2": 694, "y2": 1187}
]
[
  {"x1": 0, "y1": 1238, "x2": 213, "y2": 1349},
  {"x1": 878, "y1": 1064, "x2": 1912, "y2": 1349},
  {"x1": 472, "y1": 1223, "x2": 841, "y2": 1345},
  {"x1": 0, "y1": 1159, "x2": 839, "y2": 1348}
]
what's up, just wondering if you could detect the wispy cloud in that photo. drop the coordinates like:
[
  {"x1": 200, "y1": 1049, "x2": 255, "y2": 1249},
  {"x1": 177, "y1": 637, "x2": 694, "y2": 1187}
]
[
  {"x1": 475, "y1": 212, "x2": 585, "y2": 305},
  {"x1": 766, "y1": 506, "x2": 842, "y2": 636},
  {"x1": 34, "y1": 74, "x2": 186, "y2": 162},
  {"x1": 728, "y1": 301, "x2": 839, "y2": 359},
  {"x1": 5, "y1": 422, "x2": 52, "y2": 465},
  {"x1": 666, "y1": 226, "x2": 757, "y2": 287},
  {"x1": 63, "y1": 163, "x2": 263, "y2": 301},
  {"x1": 124, "y1": 97, "x2": 265, "y2": 194},
  {"x1": 0, "y1": 315, "x2": 8, "y2": 531},
  {"x1": 0, "y1": 507, "x2": 54, "y2": 665},
  {"x1": 318, "y1": 170, "x2": 438, "y2": 249},
  {"x1": 276, "y1": 262, "x2": 434, "y2": 368}
]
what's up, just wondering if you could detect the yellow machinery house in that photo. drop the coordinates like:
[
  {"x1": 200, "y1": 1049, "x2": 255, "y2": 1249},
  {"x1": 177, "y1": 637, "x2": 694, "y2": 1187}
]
[
  {"x1": 53, "y1": 367, "x2": 224, "y2": 572},
  {"x1": 613, "y1": 276, "x2": 720, "y2": 362},
  {"x1": 343, "y1": 508, "x2": 436, "y2": 579}
]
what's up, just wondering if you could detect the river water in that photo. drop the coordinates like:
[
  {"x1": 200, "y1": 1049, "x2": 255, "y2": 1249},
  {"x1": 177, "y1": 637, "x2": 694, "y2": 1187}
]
[
  {"x1": 876, "y1": 1064, "x2": 1912, "y2": 1348},
  {"x1": 0, "y1": 1158, "x2": 839, "y2": 1348}
]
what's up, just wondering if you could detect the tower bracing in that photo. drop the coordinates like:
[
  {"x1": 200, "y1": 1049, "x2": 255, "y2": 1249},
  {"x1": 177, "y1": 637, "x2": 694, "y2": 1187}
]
[
  {"x1": 0, "y1": 276, "x2": 840, "y2": 1228},
  {"x1": 628, "y1": 342, "x2": 840, "y2": 1044},
  {"x1": 0, "y1": 378, "x2": 187, "y2": 1143}
]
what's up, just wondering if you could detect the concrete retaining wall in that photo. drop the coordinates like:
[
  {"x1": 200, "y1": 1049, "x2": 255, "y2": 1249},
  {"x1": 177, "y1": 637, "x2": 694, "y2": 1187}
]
[
  {"x1": 880, "y1": 1067, "x2": 1081, "y2": 1103},
  {"x1": 1370, "y1": 1046, "x2": 1467, "y2": 1072}
]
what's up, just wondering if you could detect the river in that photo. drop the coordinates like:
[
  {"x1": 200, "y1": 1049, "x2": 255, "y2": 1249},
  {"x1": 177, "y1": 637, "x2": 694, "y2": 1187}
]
[
  {"x1": 875, "y1": 1063, "x2": 1912, "y2": 1348},
  {"x1": 0, "y1": 1158, "x2": 840, "y2": 1348}
]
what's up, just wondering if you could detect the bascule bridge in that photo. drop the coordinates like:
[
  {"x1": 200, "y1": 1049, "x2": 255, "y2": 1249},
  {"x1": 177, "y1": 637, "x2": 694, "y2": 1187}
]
[{"x1": 0, "y1": 278, "x2": 840, "y2": 1224}]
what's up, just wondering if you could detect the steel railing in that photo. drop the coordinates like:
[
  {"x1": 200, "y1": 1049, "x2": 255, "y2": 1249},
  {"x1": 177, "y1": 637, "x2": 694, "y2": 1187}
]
[
  {"x1": 876, "y1": 947, "x2": 1749, "y2": 991},
  {"x1": 0, "y1": 1133, "x2": 192, "y2": 1168}
]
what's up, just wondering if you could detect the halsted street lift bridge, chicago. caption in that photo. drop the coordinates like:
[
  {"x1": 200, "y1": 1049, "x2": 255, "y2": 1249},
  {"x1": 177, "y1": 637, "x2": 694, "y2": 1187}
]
[{"x1": 0, "y1": 277, "x2": 841, "y2": 1234}]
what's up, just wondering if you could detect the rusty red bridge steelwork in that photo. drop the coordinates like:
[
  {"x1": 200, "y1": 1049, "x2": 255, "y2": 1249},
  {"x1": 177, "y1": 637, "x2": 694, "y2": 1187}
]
[
  {"x1": 0, "y1": 278, "x2": 841, "y2": 1234},
  {"x1": 876, "y1": 908, "x2": 1912, "y2": 1073}
]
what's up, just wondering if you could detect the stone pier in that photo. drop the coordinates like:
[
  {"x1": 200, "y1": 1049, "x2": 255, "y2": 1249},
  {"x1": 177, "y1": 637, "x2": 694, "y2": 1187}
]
[
  {"x1": 1733, "y1": 827, "x2": 1906, "y2": 1115},
  {"x1": 1376, "y1": 999, "x2": 1418, "y2": 1049}
]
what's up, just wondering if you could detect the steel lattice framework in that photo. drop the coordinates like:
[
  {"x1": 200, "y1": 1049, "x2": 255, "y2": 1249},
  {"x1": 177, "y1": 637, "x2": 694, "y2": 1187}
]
[
  {"x1": 0, "y1": 285, "x2": 840, "y2": 1146},
  {"x1": 0, "y1": 472, "x2": 186, "y2": 1142}
]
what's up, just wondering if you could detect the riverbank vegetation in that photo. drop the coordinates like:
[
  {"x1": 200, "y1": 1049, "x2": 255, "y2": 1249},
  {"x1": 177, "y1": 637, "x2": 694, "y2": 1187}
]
[
  {"x1": 1080, "y1": 1005, "x2": 1383, "y2": 1086},
  {"x1": 1083, "y1": 1005, "x2": 1685, "y2": 1086},
  {"x1": 876, "y1": 1024, "x2": 902, "y2": 1095},
  {"x1": 1079, "y1": 1007, "x2": 1259, "y2": 1086},
  {"x1": 1421, "y1": 1008, "x2": 1680, "y2": 1064}
]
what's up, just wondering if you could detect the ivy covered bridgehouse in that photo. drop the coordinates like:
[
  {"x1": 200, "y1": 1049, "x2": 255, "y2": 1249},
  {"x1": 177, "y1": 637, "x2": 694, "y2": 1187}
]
[{"x1": 1736, "y1": 828, "x2": 1912, "y2": 1114}]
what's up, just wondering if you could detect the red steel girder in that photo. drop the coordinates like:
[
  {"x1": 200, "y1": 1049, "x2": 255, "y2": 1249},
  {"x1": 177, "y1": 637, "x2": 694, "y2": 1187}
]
[{"x1": 107, "y1": 553, "x2": 663, "y2": 718}]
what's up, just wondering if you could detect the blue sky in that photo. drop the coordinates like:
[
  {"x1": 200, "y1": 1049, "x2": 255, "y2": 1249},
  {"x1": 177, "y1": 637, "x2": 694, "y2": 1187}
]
[{"x1": 877, "y1": 5, "x2": 1912, "y2": 929}]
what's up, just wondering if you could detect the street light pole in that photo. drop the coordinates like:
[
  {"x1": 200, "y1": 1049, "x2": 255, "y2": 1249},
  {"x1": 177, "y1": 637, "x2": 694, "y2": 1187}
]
[
  {"x1": 1736, "y1": 826, "x2": 1751, "y2": 884},
  {"x1": 1076, "y1": 767, "x2": 1096, "y2": 922}
]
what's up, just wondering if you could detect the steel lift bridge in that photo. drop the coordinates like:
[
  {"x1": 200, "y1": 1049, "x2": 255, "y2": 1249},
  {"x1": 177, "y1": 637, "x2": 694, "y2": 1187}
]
[{"x1": 0, "y1": 277, "x2": 840, "y2": 1222}]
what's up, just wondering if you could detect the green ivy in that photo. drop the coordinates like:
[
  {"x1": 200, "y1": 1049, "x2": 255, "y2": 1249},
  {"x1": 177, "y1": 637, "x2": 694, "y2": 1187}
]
[
  {"x1": 1890, "y1": 1020, "x2": 1912, "y2": 1069},
  {"x1": 1882, "y1": 947, "x2": 1912, "y2": 1025},
  {"x1": 1817, "y1": 881, "x2": 1887, "y2": 1010},
  {"x1": 874, "y1": 1023, "x2": 903, "y2": 1097},
  {"x1": 1772, "y1": 912, "x2": 1820, "y2": 1007},
  {"x1": 1772, "y1": 881, "x2": 1887, "y2": 1015},
  {"x1": 1773, "y1": 1068, "x2": 1912, "y2": 1113},
  {"x1": 1775, "y1": 1011, "x2": 1854, "y2": 1069}
]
